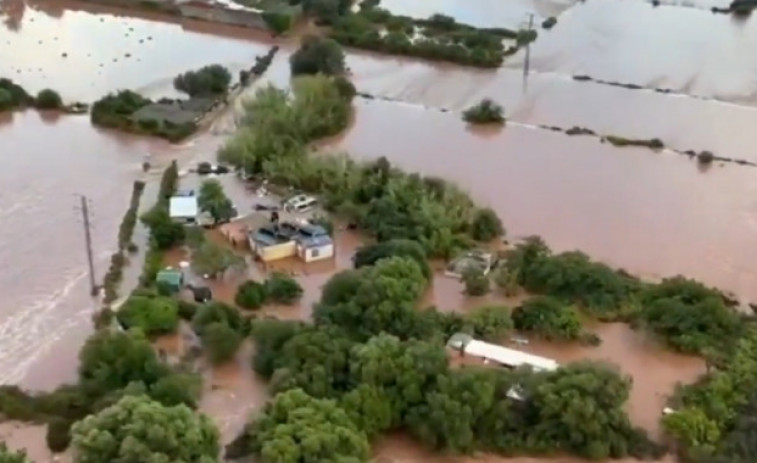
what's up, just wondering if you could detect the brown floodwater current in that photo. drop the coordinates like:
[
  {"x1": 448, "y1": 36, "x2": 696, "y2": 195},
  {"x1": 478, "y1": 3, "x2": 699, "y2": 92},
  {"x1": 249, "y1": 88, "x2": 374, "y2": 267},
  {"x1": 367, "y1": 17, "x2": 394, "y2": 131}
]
[{"x1": 0, "y1": 1, "x2": 754, "y2": 461}]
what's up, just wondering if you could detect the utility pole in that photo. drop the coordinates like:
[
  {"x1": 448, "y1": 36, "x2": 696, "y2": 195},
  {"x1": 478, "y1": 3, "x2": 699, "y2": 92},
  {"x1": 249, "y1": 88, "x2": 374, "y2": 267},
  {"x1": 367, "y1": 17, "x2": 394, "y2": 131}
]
[
  {"x1": 523, "y1": 13, "x2": 534, "y2": 93},
  {"x1": 79, "y1": 195, "x2": 98, "y2": 296}
]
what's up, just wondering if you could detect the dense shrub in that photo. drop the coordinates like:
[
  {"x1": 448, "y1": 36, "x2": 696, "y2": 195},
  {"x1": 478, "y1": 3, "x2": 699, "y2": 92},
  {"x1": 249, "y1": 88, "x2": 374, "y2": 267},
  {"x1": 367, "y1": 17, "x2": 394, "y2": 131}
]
[
  {"x1": 235, "y1": 280, "x2": 267, "y2": 309},
  {"x1": 0, "y1": 443, "x2": 31, "y2": 463},
  {"x1": 0, "y1": 88, "x2": 13, "y2": 110},
  {"x1": 262, "y1": 10, "x2": 294, "y2": 34},
  {"x1": 353, "y1": 239, "x2": 431, "y2": 280},
  {"x1": 46, "y1": 417, "x2": 72, "y2": 452},
  {"x1": 201, "y1": 321, "x2": 243, "y2": 364},
  {"x1": 470, "y1": 207, "x2": 504, "y2": 241},
  {"x1": 0, "y1": 78, "x2": 33, "y2": 109},
  {"x1": 35, "y1": 89, "x2": 63, "y2": 109},
  {"x1": 513, "y1": 296, "x2": 586, "y2": 342},
  {"x1": 91, "y1": 90, "x2": 151, "y2": 128},
  {"x1": 464, "y1": 305, "x2": 512, "y2": 340},
  {"x1": 462, "y1": 98, "x2": 505, "y2": 124},
  {"x1": 462, "y1": 267, "x2": 490, "y2": 296},
  {"x1": 116, "y1": 295, "x2": 180, "y2": 335},
  {"x1": 265, "y1": 272, "x2": 304, "y2": 304},
  {"x1": 173, "y1": 64, "x2": 231, "y2": 97},
  {"x1": 192, "y1": 301, "x2": 248, "y2": 337},
  {"x1": 290, "y1": 35, "x2": 346, "y2": 76}
]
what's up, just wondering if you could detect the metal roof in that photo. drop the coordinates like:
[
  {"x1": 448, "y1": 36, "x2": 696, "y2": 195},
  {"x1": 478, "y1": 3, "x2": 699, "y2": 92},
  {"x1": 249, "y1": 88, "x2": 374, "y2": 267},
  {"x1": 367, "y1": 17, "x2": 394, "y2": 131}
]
[
  {"x1": 169, "y1": 196, "x2": 198, "y2": 218},
  {"x1": 464, "y1": 339, "x2": 558, "y2": 372},
  {"x1": 297, "y1": 234, "x2": 333, "y2": 248}
]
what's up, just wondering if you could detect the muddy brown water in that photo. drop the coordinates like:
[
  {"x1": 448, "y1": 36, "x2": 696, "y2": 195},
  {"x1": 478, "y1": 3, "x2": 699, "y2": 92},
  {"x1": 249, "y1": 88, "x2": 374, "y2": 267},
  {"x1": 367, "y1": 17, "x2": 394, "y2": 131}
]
[{"x1": 0, "y1": 1, "x2": 753, "y2": 461}]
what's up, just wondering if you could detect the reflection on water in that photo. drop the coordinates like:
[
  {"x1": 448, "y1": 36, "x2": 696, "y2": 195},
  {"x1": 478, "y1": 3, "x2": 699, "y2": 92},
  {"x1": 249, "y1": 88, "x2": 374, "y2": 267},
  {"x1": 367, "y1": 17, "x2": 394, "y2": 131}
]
[
  {"x1": 326, "y1": 98, "x2": 757, "y2": 302},
  {"x1": 0, "y1": 0, "x2": 277, "y2": 101},
  {"x1": 525, "y1": 0, "x2": 757, "y2": 102},
  {"x1": 378, "y1": 0, "x2": 578, "y2": 29}
]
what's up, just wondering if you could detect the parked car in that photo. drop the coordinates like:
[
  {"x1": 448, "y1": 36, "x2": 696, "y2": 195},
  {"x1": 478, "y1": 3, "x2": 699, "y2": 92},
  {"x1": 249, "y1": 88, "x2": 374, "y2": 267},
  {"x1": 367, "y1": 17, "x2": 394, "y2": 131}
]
[{"x1": 284, "y1": 194, "x2": 317, "y2": 213}]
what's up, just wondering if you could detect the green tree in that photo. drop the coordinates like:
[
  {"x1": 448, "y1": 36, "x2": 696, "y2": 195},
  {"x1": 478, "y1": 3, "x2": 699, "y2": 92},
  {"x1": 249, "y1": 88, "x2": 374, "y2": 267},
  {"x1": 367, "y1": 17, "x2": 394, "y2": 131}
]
[
  {"x1": 464, "y1": 305, "x2": 512, "y2": 341},
  {"x1": 250, "y1": 319, "x2": 305, "y2": 377},
  {"x1": 0, "y1": 443, "x2": 31, "y2": 463},
  {"x1": 0, "y1": 88, "x2": 14, "y2": 111},
  {"x1": 270, "y1": 326, "x2": 354, "y2": 398},
  {"x1": 529, "y1": 362, "x2": 649, "y2": 459},
  {"x1": 349, "y1": 334, "x2": 448, "y2": 426},
  {"x1": 662, "y1": 407, "x2": 720, "y2": 453},
  {"x1": 353, "y1": 239, "x2": 431, "y2": 280},
  {"x1": 71, "y1": 395, "x2": 219, "y2": 463},
  {"x1": 141, "y1": 208, "x2": 185, "y2": 250},
  {"x1": 77, "y1": 330, "x2": 169, "y2": 398},
  {"x1": 116, "y1": 295, "x2": 179, "y2": 335},
  {"x1": 512, "y1": 296, "x2": 584, "y2": 341},
  {"x1": 264, "y1": 272, "x2": 303, "y2": 304},
  {"x1": 201, "y1": 322, "x2": 243, "y2": 364},
  {"x1": 339, "y1": 384, "x2": 393, "y2": 438},
  {"x1": 174, "y1": 64, "x2": 232, "y2": 97},
  {"x1": 35, "y1": 89, "x2": 63, "y2": 109},
  {"x1": 470, "y1": 208, "x2": 504, "y2": 241},
  {"x1": 462, "y1": 267, "x2": 490, "y2": 296},
  {"x1": 46, "y1": 416, "x2": 73, "y2": 452},
  {"x1": 191, "y1": 241, "x2": 245, "y2": 278},
  {"x1": 149, "y1": 373, "x2": 203, "y2": 408},
  {"x1": 192, "y1": 301, "x2": 247, "y2": 337},
  {"x1": 228, "y1": 388, "x2": 369, "y2": 462},
  {"x1": 235, "y1": 280, "x2": 267, "y2": 309},
  {"x1": 198, "y1": 179, "x2": 235, "y2": 224},
  {"x1": 315, "y1": 257, "x2": 429, "y2": 340},
  {"x1": 290, "y1": 35, "x2": 346, "y2": 76},
  {"x1": 406, "y1": 368, "x2": 497, "y2": 452}
]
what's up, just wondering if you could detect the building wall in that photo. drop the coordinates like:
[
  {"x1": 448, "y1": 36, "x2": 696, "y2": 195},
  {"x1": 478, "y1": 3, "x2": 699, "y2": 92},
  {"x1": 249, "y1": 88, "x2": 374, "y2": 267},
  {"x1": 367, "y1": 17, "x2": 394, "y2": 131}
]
[
  {"x1": 256, "y1": 241, "x2": 297, "y2": 262},
  {"x1": 302, "y1": 244, "x2": 334, "y2": 263},
  {"x1": 179, "y1": 3, "x2": 268, "y2": 29}
]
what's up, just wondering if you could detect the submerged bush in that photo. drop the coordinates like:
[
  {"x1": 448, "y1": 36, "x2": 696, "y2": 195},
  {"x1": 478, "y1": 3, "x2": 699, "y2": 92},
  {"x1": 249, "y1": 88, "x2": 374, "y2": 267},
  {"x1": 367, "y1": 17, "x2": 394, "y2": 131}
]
[
  {"x1": 35, "y1": 89, "x2": 63, "y2": 109},
  {"x1": 235, "y1": 280, "x2": 267, "y2": 310},
  {"x1": 462, "y1": 98, "x2": 505, "y2": 124},
  {"x1": 290, "y1": 35, "x2": 346, "y2": 76},
  {"x1": 265, "y1": 273, "x2": 304, "y2": 304}
]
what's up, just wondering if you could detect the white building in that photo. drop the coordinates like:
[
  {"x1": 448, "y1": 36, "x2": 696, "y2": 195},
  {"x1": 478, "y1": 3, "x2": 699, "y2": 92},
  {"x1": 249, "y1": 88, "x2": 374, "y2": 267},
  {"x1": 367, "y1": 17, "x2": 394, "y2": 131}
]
[
  {"x1": 447, "y1": 333, "x2": 558, "y2": 372},
  {"x1": 169, "y1": 195, "x2": 199, "y2": 224}
]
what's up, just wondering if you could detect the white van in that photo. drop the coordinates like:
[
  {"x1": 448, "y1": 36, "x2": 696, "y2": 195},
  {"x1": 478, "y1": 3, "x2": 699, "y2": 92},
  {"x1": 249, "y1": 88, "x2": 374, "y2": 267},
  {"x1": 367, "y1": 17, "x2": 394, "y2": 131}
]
[{"x1": 284, "y1": 194, "x2": 317, "y2": 213}]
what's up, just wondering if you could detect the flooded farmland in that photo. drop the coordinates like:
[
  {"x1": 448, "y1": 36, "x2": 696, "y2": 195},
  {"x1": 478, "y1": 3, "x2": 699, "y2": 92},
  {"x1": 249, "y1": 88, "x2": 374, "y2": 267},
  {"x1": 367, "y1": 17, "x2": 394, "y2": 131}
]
[{"x1": 0, "y1": 0, "x2": 756, "y2": 461}]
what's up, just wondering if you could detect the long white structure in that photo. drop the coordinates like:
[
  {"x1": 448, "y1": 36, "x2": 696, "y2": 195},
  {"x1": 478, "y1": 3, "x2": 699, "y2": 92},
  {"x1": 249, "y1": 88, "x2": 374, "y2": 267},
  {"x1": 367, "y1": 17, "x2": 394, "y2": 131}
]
[{"x1": 448, "y1": 333, "x2": 558, "y2": 372}]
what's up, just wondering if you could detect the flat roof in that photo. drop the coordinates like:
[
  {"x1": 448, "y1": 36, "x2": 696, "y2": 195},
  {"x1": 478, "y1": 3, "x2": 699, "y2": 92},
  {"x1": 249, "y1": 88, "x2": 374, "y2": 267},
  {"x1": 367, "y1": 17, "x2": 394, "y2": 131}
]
[
  {"x1": 170, "y1": 196, "x2": 198, "y2": 218},
  {"x1": 463, "y1": 339, "x2": 558, "y2": 372}
]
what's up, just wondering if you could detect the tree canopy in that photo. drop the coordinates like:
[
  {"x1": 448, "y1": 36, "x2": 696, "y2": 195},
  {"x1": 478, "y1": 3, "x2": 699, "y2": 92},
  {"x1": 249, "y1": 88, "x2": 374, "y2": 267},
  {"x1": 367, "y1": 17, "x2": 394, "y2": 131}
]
[
  {"x1": 512, "y1": 296, "x2": 586, "y2": 342},
  {"x1": 174, "y1": 64, "x2": 232, "y2": 97},
  {"x1": 71, "y1": 395, "x2": 220, "y2": 463},
  {"x1": 116, "y1": 294, "x2": 179, "y2": 335},
  {"x1": 227, "y1": 388, "x2": 369, "y2": 462},
  {"x1": 0, "y1": 444, "x2": 31, "y2": 463},
  {"x1": 198, "y1": 179, "x2": 235, "y2": 224},
  {"x1": 290, "y1": 35, "x2": 346, "y2": 76}
]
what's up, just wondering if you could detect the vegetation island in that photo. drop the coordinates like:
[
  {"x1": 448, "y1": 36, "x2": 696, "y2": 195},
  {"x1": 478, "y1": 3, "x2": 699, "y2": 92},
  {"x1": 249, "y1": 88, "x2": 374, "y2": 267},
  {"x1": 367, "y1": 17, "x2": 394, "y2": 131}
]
[{"x1": 2, "y1": 24, "x2": 756, "y2": 463}]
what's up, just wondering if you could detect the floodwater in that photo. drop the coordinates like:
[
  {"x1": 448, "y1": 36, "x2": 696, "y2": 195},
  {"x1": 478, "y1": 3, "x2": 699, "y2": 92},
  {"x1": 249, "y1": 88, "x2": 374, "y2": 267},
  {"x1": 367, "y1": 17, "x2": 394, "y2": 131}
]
[
  {"x1": 326, "y1": 97, "x2": 757, "y2": 302},
  {"x1": 378, "y1": 0, "x2": 578, "y2": 29},
  {"x1": 0, "y1": 0, "x2": 755, "y2": 461}
]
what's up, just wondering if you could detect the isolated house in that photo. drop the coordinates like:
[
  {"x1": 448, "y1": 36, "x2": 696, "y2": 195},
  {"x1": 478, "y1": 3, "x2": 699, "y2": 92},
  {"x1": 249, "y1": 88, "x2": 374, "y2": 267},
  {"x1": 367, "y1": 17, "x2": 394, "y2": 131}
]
[
  {"x1": 169, "y1": 195, "x2": 199, "y2": 224},
  {"x1": 248, "y1": 221, "x2": 334, "y2": 263},
  {"x1": 446, "y1": 333, "x2": 558, "y2": 372}
]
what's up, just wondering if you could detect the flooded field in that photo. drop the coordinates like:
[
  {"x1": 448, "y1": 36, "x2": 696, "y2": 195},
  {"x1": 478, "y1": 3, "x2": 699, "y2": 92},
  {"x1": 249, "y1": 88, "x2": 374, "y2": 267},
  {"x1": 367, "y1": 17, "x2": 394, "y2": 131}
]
[
  {"x1": 325, "y1": 98, "x2": 757, "y2": 301},
  {"x1": 378, "y1": 0, "x2": 578, "y2": 29},
  {"x1": 0, "y1": 0, "x2": 756, "y2": 461}
]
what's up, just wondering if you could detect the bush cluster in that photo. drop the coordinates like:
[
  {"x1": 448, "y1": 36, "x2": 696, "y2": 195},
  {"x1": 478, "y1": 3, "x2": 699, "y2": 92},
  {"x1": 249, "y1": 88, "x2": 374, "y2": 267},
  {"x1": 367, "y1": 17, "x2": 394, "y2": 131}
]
[
  {"x1": 231, "y1": 254, "x2": 662, "y2": 461},
  {"x1": 173, "y1": 64, "x2": 232, "y2": 97},
  {"x1": 218, "y1": 76, "x2": 503, "y2": 258},
  {"x1": 504, "y1": 236, "x2": 743, "y2": 353},
  {"x1": 102, "y1": 180, "x2": 146, "y2": 304},
  {"x1": 462, "y1": 98, "x2": 506, "y2": 125},
  {"x1": 235, "y1": 273, "x2": 305, "y2": 309},
  {"x1": 192, "y1": 302, "x2": 250, "y2": 364}
]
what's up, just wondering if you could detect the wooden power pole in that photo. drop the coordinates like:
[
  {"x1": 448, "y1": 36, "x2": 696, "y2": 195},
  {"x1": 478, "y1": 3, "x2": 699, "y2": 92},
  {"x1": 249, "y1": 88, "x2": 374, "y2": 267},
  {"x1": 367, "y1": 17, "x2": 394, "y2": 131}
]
[
  {"x1": 523, "y1": 13, "x2": 534, "y2": 93},
  {"x1": 79, "y1": 195, "x2": 98, "y2": 296}
]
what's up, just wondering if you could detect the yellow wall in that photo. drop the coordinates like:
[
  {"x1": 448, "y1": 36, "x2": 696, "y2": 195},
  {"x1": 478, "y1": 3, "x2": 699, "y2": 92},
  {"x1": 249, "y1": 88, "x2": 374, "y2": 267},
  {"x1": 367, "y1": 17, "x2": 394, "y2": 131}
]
[{"x1": 258, "y1": 241, "x2": 297, "y2": 262}]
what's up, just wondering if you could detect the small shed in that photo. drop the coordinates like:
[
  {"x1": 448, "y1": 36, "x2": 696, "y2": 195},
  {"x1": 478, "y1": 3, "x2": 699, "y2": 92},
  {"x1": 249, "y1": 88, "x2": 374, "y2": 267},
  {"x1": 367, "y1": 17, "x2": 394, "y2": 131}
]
[
  {"x1": 295, "y1": 225, "x2": 334, "y2": 263},
  {"x1": 169, "y1": 196, "x2": 199, "y2": 224},
  {"x1": 156, "y1": 269, "x2": 184, "y2": 293}
]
